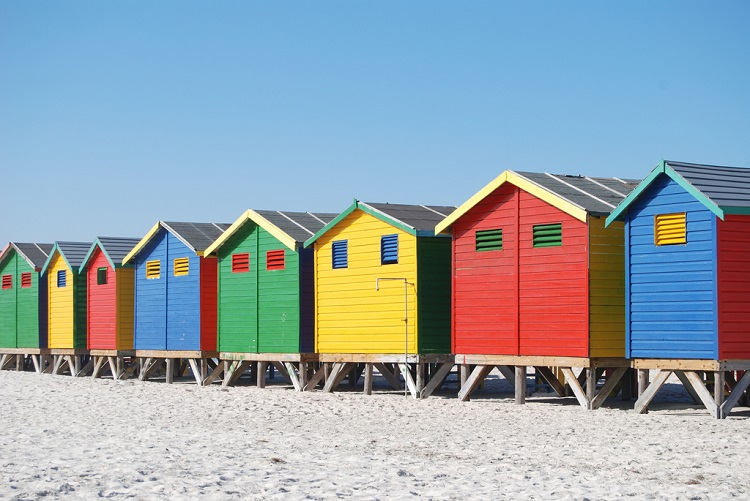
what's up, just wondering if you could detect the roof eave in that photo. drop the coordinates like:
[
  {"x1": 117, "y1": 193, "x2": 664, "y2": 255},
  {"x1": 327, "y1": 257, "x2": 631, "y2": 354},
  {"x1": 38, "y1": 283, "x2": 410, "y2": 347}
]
[
  {"x1": 122, "y1": 222, "x2": 162, "y2": 265},
  {"x1": 204, "y1": 210, "x2": 298, "y2": 255},
  {"x1": 304, "y1": 199, "x2": 360, "y2": 248}
]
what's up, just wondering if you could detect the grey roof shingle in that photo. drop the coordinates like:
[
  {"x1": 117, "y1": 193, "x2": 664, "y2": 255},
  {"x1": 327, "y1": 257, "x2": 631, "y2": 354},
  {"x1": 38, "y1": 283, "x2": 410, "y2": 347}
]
[
  {"x1": 666, "y1": 160, "x2": 750, "y2": 208},
  {"x1": 254, "y1": 211, "x2": 338, "y2": 243},
  {"x1": 515, "y1": 171, "x2": 641, "y2": 216},
  {"x1": 10, "y1": 242, "x2": 54, "y2": 269},
  {"x1": 363, "y1": 203, "x2": 457, "y2": 233},
  {"x1": 95, "y1": 237, "x2": 141, "y2": 264},
  {"x1": 162, "y1": 222, "x2": 231, "y2": 252},
  {"x1": 56, "y1": 241, "x2": 94, "y2": 269}
]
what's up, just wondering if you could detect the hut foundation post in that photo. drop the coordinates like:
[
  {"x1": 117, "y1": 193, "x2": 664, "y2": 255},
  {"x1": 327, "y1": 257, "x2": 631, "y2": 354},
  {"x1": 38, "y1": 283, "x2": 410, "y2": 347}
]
[
  {"x1": 363, "y1": 363, "x2": 373, "y2": 395},
  {"x1": 515, "y1": 366, "x2": 527, "y2": 405},
  {"x1": 257, "y1": 361, "x2": 268, "y2": 388}
]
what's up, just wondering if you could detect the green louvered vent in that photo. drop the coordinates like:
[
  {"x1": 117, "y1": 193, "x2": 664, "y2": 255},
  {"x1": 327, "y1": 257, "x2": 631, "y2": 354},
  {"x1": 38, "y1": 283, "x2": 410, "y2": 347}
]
[
  {"x1": 475, "y1": 229, "x2": 503, "y2": 252},
  {"x1": 532, "y1": 223, "x2": 562, "y2": 248}
]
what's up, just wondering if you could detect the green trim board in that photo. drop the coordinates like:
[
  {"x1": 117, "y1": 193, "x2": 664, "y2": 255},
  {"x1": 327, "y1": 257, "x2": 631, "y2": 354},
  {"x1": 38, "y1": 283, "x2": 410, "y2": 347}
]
[{"x1": 606, "y1": 160, "x2": 725, "y2": 226}]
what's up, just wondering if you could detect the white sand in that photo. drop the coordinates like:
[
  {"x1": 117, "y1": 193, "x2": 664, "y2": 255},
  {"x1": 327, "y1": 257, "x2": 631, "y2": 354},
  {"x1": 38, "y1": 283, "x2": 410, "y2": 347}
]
[{"x1": 1, "y1": 369, "x2": 748, "y2": 500}]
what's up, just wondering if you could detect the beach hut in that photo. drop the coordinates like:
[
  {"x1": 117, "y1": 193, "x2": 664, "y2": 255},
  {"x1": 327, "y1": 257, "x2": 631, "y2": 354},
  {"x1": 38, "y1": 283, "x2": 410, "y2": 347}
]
[
  {"x1": 203, "y1": 209, "x2": 337, "y2": 389},
  {"x1": 122, "y1": 221, "x2": 229, "y2": 384},
  {"x1": 79, "y1": 237, "x2": 140, "y2": 379},
  {"x1": 435, "y1": 170, "x2": 640, "y2": 408},
  {"x1": 303, "y1": 200, "x2": 455, "y2": 397},
  {"x1": 0, "y1": 242, "x2": 53, "y2": 370},
  {"x1": 40, "y1": 241, "x2": 93, "y2": 375},
  {"x1": 605, "y1": 160, "x2": 750, "y2": 417}
]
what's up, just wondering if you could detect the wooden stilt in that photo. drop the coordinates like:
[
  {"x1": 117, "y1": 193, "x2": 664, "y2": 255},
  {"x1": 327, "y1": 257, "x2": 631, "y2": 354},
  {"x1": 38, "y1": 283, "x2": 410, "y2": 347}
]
[
  {"x1": 202, "y1": 362, "x2": 224, "y2": 386},
  {"x1": 257, "y1": 361, "x2": 268, "y2": 388},
  {"x1": 634, "y1": 370, "x2": 672, "y2": 414},
  {"x1": 364, "y1": 363, "x2": 373, "y2": 395},
  {"x1": 284, "y1": 362, "x2": 303, "y2": 391},
  {"x1": 515, "y1": 366, "x2": 527, "y2": 405},
  {"x1": 721, "y1": 371, "x2": 750, "y2": 416},
  {"x1": 420, "y1": 362, "x2": 454, "y2": 398},
  {"x1": 373, "y1": 363, "x2": 402, "y2": 390},
  {"x1": 416, "y1": 363, "x2": 425, "y2": 399},
  {"x1": 400, "y1": 364, "x2": 418, "y2": 398},
  {"x1": 561, "y1": 367, "x2": 588, "y2": 409},
  {"x1": 303, "y1": 364, "x2": 327, "y2": 391},
  {"x1": 187, "y1": 359, "x2": 202, "y2": 385},
  {"x1": 533, "y1": 366, "x2": 564, "y2": 396},
  {"x1": 682, "y1": 371, "x2": 720, "y2": 419},
  {"x1": 590, "y1": 366, "x2": 628, "y2": 410},
  {"x1": 637, "y1": 369, "x2": 648, "y2": 397},
  {"x1": 673, "y1": 370, "x2": 702, "y2": 404},
  {"x1": 460, "y1": 365, "x2": 469, "y2": 389},
  {"x1": 457, "y1": 365, "x2": 493, "y2": 402}
]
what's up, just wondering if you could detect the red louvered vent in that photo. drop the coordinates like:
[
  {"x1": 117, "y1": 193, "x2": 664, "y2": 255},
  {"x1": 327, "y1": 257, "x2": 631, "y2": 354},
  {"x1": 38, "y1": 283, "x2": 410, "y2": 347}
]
[
  {"x1": 266, "y1": 250, "x2": 285, "y2": 271},
  {"x1": 21, "y1": 272, "x2": 32, "y2": 288},
  {"x1": 232, "y1": 253, "x2": 250, "y2": 273},
  {"x1": 1, "y1": 274, "x2": 11, "y2": 290}
]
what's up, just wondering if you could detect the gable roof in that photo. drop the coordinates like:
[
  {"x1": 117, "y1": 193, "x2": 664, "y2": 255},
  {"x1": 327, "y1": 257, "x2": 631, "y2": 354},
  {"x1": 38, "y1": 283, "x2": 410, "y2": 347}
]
[
  {"x1": 204, "y1": 209, "x2": 338, "y2": 255},
  {"x1": 41, "y1": 241, "x2": 94, "y2": 274},
  {"x1": 80, "y1": 237, "x2": 141, "y2": 272},
  {"x1": 435, "y1": 170, "x2": 640, "y2": 234},
  {"x1": 606, "y1": 160, "x2": 750, "y2": 226},
  {"x1": 122, "y1": 221, "x2": 231, "y2": 264},
  {"x1": 0, "y1": 242, "x2": 54, "y2": 271},
  {"x1": 304, "y1": 200, "x2": 456, "y2": 248}
]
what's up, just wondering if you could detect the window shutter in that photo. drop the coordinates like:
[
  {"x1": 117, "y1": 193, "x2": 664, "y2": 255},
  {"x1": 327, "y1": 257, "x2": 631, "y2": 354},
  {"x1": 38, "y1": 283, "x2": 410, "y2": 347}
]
[
  {"x1": 332, "y1": 240, "x2": 348, "y2": 269},
  {"x1": 146, "y1": 260, "x2": 161, "y2": 279},
  {"x1": 266, "y1": 250, "x2": 285, "y2": 270},
  {"x1": 57, "y1": 270, "x2": 67, "y2": 288},
  {"x1": 232, "y1": 253, "x2": 250, "y2": 273},
  {"x1": 532, "y1": 223, "x2": 563, "y2": 248},
  {"x1": 476, "y1": 228, "x2": 503, "y2": 251},
  {"x1": 173, "y1": 257, "x2": 190, "y2": 276},
  {"x1": 21, "y1": 272, "x2": 32, "y2": 288},
  {"x1": 655, "y1": 213, "x2": 687, "y2": 246},
  {"x1": 381, "y1": 234, "x2": 398, "y2": 265},
  {"x1": 97, "y1": 267, "x2": 108, "y2": 285},
  {"x1": 1, "y1": 274, "x2": 11, "y2": 290}
]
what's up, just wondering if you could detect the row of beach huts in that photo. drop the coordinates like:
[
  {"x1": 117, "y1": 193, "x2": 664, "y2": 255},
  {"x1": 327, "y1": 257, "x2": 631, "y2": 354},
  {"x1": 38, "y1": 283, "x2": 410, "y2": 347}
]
[{"x1": 2, "y1": 159, "x2": 750, "y2": 419}]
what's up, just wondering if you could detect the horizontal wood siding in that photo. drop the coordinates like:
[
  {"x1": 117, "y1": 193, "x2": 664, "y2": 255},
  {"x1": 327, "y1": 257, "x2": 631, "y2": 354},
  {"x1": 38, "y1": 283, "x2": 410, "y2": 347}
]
[
  {"x1": 416, "y1": 236, "x2": 451, "y2": 353},
  {"x1": 166, "y1": 232, "x2": 200, "y2": 350},
  {"x1": 626, "y1": 176, "x2": 717, "y2": 359},
  {"x1": 199, "y1": 256, "x2": 217, "y2": 351},
  {"x1": 0, "y1": 253, "x2": 19, "y2": 347},
  {"x1": 518, "y1": 190, "x2": 589, "y2": 357},
  {"x1": 717, "y1": 215, "x2": 750, "y2": 358},
  {"x1": 452, "y1": 183, "x2": 518, "y2": 355},
  {"x1": 588, "y1": 217, "x2": 626, "y2": 357},
  {"x1": 135, "y1": 232, "x2": 167, "y2": 350},
  {"x1": 258, "y1": 228, "x2": 300, "y2": 353},
  {"x1": 315, "y1": 211, "x2": 418, "y2": 354},
  {"x1": 116, "y1": 267, "x2": 135, "y2": 350},
  {"x1": 48, "y1": 254, "x2": 75, "y2": 348},
  {"x1": 87, "y1": 249, "x2": 117, "y2": 350},
  {"x1": 217, "y1": 222, "x2": 259, "y2": 352}
]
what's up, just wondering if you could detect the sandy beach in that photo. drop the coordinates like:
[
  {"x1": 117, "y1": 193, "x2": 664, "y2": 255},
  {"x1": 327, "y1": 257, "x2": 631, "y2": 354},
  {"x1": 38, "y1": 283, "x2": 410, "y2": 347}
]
[{"x1": 1, "y1": 369, "x2": 748, "y2": 500}]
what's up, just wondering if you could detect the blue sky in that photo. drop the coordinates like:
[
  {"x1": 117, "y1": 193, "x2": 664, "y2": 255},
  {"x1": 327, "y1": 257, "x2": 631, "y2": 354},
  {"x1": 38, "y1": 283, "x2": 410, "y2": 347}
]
[{"x1": 2, "y1": 1, "x2": 749, "y2": 243}]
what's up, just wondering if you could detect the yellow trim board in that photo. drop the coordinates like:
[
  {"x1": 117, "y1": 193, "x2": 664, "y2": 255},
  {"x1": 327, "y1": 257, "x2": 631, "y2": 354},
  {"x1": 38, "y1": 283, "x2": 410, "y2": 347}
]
[
  {"x1": 434, "y1": 170, "x2": 588, "y2": 234},
  {"x1": 203, "y1": 209, "x2": 298, "y2": 255},
  {"x1": 122, "y1": 222, "x2": 162, "y2": 265}
]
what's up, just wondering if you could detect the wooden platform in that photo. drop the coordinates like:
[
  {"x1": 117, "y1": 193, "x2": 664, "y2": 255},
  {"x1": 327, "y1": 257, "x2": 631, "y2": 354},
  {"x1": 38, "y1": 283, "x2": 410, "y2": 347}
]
[
  {"x1": 632, "y1": 359, "x2": 750, "y2": 419},
  {"x1": 0, "y1": 348, "x2": 43, "y2": 373},
  {"x1": 79, "y1": 350, "x2": 138, "y2": 380},
  {"x1": 133, "y1": 350, "x2": 221, "y2": 386},
  {"x1": 312, "y1": 353, "x2": 455, "y2": 399},
  {"x1": 454, "y1": 354, "x2": 631, "y2": 410},
  {"x1": 216, "y1": 353, "x2": 320, "y2": 390},
  {"x1": 36, "y1": 348, "x2": 91, "y2": 376}
]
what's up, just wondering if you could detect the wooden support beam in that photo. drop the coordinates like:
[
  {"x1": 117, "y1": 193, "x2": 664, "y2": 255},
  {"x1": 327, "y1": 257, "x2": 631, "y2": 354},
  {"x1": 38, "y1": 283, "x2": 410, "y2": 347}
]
[
  {"x1": 322, "y1": 362, "x2": 354, "y2": 393},
  {"x1": 673, "y1": 370, "x2": 702, "y2": 404},
  {"x1": 586, "y1": 368, "x2": 596, "y2": 405},
  {"x1": 203, "y1": 361, "x2": 225, "y2": 386},
  {"x1": 421, "y1": 362, "x2": 455, "y2": 398},
  {"x1": 271, "y1": 361, "x2": 292, "y2": 384},
  {"x1": 637, "y1": 369, "x2": 649, "y2": 397},
  {"x1": 683, "y1": 371, "x2": 721, "y2": 419},
  {"x1": 332, "y1": 362, "x2": 356, "y2": 390},
  {"x1": 457, "y1": 365, "x2": 494, "y2": 402},
  {"x1": 303, "y1": 364, "x2": 327, "y2": 391},
  {"x1": 590, "y1": 366, "x2": 628, "y2": 410},
  {"x1": 515, "y1": 366, "x2": 527, "y2": 405},
  {"x1": 416, "y1": 363, "x2": 425, "y2": 398},
  {"x1": 165, "y1": 358, "x2": 175, "y2": 384},
  {"x1": 31, "y1": 354, "x2": 41, "y2": 373},
  {"x1": 373, "y1": 363, "x2": 402, "y2": 390},
  {"x1": 257, "y1": 361, "x2": 268, "y2": 388},
  {"x1": 459, "y1": 365, "x2": 469, "y2": 389},
  {"x1": 633, "y1": 370, "x2": 672, "y2": 414},
  {"x1": 400, "y1": 364, "x2": 418, "y2": 399},
  {"x1": 714, "y1": 371, "x2": 725, "y2": 410},
  {"x1": 187, "y1": 359, "x2": 202, "y2": 385},
  {"x1": 533, "y1": 366, "x2": 565, "y2": 397},
  {"x1": 299, "y1": 362, "x2": 309, "y2": 388},
  {"x1": 15, "y1": 354, "x2": 23, "y2": 371},
  {"x1": 0, "y1": 354, "x2": 8, "y2": 370},
  {"x1": 721, "y1": 371, "x2": 750, "y2": 417},
  {"x1": 139, "y1": 357, "x2": 164, "y2": 381},
  {"x1": 76, "y1": 358, "x2": 94, "y2": 377},
  {"x1": 284, "y1": 362, "x2": 303, "y2": 391},
  {"x1": 561, "y1": 367, "x2": 588, "y2": 409},
  {"x1": 364, "y1": 363, "x2": 373, "y2": 395}
]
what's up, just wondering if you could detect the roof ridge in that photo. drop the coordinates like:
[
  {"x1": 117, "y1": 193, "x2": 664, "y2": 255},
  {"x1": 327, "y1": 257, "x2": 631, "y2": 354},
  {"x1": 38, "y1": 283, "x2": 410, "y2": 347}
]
[
  {"x1": 544, "y1": 172, "x2": 616, "y2": 209},
  {"x1": 419, "y1": 205, "x2": 452, "y2": 217},
  {"x1": 307, "y1": 212, "x2": 327, "y2": 224},
  {"x1": 276, "y1": 211, "x2": 315, "y2": 236},
  {"x1": 33, "y1": 242, "x2": 49, "y2": 257}
]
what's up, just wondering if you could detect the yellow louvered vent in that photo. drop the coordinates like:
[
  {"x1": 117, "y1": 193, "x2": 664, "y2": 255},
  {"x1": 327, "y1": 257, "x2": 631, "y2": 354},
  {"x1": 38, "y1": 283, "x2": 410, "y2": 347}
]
[
  {"x1": 174, "y1": 257, "x2": 189, "y2": 276},
  {"x1": 654, "y1": 213, "x2": 687, "y2": 246},
  {"x1": 146, "y1": 260, "x2": 161, "y2": 279}
]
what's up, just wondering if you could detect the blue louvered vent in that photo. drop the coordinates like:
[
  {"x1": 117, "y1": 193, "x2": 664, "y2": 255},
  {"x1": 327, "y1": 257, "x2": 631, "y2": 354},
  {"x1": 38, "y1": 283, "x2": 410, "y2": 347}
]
[
  {"x1": 381, "y1": 234, "x2": 398, "y2": 265},
  {"x1": 57, "y1": 270, "x2": 67, "y2": 288},
  {"x1": 332, "y1": 240, "x2": 348, "y2": 269}
]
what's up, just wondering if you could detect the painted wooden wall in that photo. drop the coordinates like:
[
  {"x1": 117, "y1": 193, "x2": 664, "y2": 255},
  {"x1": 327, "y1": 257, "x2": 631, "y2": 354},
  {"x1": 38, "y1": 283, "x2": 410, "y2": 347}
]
[
  {"x1": 314, "y1": 211, "x2": 419, "y2": 354},
  {"x1": 86, "y1": 248, "x2": 117, "y2": 350},
  {"x1": 217, "y1": 222, "x2": 309, "y2": 353},
  {"x1": 0, "y1": 251, "x2": 44, "y2": 348},
  {"x1": 588, "y1": 217, "x2": 626, "y2": 357},
  {"x1": 625, "y1": 176, "x2": 717, "y2": 359},
  {"x1": 47, "y1": 253, "x2": 86, "y2": 349},
  {"x1": 134, "y1": 229, "x2": 214, "y2": 351},
  {"x1": 451, "y1": 184, "x2": 590, "y2": 357},
  {"x1": 716, "y1": 215, "x2": 750, "y2": 359},
  {"x1": 416, "y1": 237, "x2": 451, "y2": 353}
]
